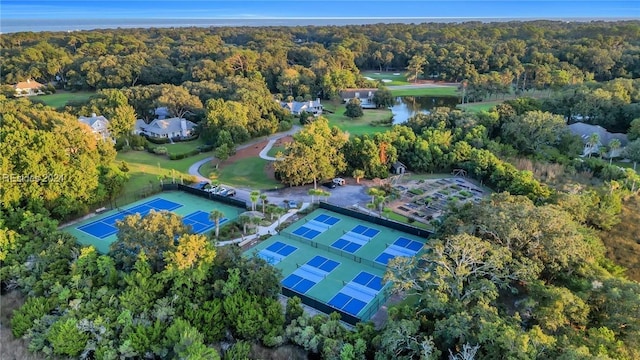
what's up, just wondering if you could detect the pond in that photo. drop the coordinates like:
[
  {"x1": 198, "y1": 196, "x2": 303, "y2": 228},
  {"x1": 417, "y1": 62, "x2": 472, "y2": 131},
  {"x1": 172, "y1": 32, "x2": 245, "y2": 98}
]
[{"x1": 391, "y1": 96, "x2": 460, "y2": 124}]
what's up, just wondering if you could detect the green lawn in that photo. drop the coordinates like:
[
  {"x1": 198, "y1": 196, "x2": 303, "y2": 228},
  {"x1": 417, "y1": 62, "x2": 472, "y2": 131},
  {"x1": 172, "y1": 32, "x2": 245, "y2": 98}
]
[
  {"x1": 267, "y1": 145, "x2": 287, "y2": 157},
  {"x1": 151, "y1": 137, "x2": 208, "y2": 156},
  {"x1": 390, "y1": 86, "x2": 459, "y2": 97},
  {"x1": 361, "y1": 71, "x2": 410, "y2": 86},
  {"x1": 323, "y1": 103, "x2": 392, "y2": 136},
  {"x1": 35, "y1": 91, "x2": 95, "y2": 109},
  {"x1": 200, "y1": 157, "x2": 281, "y2": 190},
  {"x1": 115, "y1": 151, "x2": 212, "y2": 205},
  {"x1": 386, "y1": 212, "x2": 433, "y2": 231},
  {"x1": 457, "y1": 101, "x2": 500, "y2": 113}
]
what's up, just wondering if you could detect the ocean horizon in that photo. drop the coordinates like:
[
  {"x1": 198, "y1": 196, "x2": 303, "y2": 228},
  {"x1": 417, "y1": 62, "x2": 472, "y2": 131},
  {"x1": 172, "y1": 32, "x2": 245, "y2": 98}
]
[{"x1": 2, "y1": 17, "x2": 638, "y2": 34}]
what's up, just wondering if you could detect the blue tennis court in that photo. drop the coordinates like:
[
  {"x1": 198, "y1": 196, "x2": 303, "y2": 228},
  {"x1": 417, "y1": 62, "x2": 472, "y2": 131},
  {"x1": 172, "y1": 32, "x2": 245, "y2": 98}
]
[
  {"x1": 78, "y1": 198, "x2": 183, "y2": 239},
  {"x1": 375, "y1": 237, "x2": 424, "y2": 265},
  {"x1": 292, "y1": 226, "x2": 322, "y2": 239},
  {"x1": 331, "y1": 238, "x2": 362, "y2": 253},
  {"x1": 313, "y1": 214, "x2": 341, "y2": 226},
  {"x1": 281, "y1": 256, "x2": 341, "y2": 294},
  {"x1": 182, "y1": 210, "x2": 226, "y2": 234},
  {"x1": 258, "y1": 242, "x2": 298, "y2": 265},
  {"x1": 393, "y1": 237, "x2": 424, "y2": 252},
  {"x1": 328, "y1": 293, "x2": 368, "y2": 316},
  {"x1": 351, "y1": 224, "x2": 380, "y2": 239},
  {"x1": 328, "y1": 272, "x2": 385, "y2": 316},
  {"x1": 352, "y1": 271, "x2": 385, "y2": 291},
  {"x1": 306, "y1": 255, "x2": 340, "y2": 272}
]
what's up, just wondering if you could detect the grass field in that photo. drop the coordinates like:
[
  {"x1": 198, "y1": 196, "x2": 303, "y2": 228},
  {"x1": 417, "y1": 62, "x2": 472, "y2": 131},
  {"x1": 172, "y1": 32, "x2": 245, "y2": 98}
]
[
  {"x1": 114, "y1": 151, "x2": 212, "y2": 205},
  {"x1": 268, "y1": 145, "x2": 287, "y2": 157},
  {"x1": 200, "y1": 157, "x2": 281, "y2": 190},
  {"x1": 389, "y1": 86, "x2": 459, "y2": 97},
  {"x1": 386, "y1": 212, "x2": 433, "y2": 230},
  {"x1": 457, "y1": 101, "x2": 500, "y2": 113},
  {"x1": 323, "y1": 103, "x2": 392, "y2": 136},
  {"x1": 150, "y1": 138, "x2": 208, "y2": 156},
  {"x1": 35, "y1": 91, "x2": 95, "y2": 109},
  {"x1": 361, "y1": 71, "x2": 410, "y2": 86}
]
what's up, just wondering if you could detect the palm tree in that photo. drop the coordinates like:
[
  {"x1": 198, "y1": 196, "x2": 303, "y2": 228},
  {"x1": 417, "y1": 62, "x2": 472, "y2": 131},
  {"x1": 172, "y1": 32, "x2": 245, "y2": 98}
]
[
  {"x1": 320, "y1": 190, "x2": 331, "y2": 203},
  {"x1": 608, "y1": 139, "x2": 622, "y2": 164},
  {"x1": 367, "y1": 187, "x2": 382, "y2": 204},
  {"x1": 237, "y1": 215, "x2": 251, "y2": 236},
  {"x1": 308, "y1": 188, "x2": 324, "y2": 203},
  {"x1": 250, "y1": 190, "x2": 260, "y2": 211},
  {"x1": 586, "y1": 133, "x2": 600, "y2": 158},
  {"x1": 209, "y1": 209, "x2": 224, "y2": 239},
  {"x1": 260, "y1": 194, "x2": 268, "y2": 214}
]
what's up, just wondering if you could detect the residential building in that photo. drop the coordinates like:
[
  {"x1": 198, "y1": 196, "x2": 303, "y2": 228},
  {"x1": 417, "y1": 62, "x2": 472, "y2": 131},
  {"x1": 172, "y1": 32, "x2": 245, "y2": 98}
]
[
  {"x1": 78, "y1": 113, "x2": 113, "y2": 142},
  {"x1": 279, "y1": 98, "x2": 323, "y2": 116},
  {"x1": 14, "y1": 79, "x2": 45, "y2": 96},
  {"x1": 567, "y1": 122, "x2": 628, "y2": 157},
  {"x1": 134, "y1": 117, "x2": 196, "y2": 139},
  {"x1": 339, "y1": 89, "x2": 378, "y2": 108}
]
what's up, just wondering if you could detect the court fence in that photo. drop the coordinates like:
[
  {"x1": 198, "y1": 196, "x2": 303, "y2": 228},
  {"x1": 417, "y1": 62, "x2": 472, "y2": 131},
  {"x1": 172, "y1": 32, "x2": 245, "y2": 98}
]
[
  {"x1": 318, "y1": 202, "x2": 433, "y2": 239},
  {"x1": 282, "y1": 282, "x2": 392, "y2": 326},
  {"x1": 282, "y1": 231, "x2": 387, "y2": 271},
  {"x1": 162, "y1": 183, "x2": 248, "y2": 209}
]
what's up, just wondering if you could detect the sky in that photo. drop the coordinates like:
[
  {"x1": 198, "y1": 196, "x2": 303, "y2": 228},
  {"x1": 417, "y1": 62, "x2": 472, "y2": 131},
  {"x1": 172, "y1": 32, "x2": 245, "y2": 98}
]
[{"x1": 3, "y1": 0, "x2": 638, "y2": 20}]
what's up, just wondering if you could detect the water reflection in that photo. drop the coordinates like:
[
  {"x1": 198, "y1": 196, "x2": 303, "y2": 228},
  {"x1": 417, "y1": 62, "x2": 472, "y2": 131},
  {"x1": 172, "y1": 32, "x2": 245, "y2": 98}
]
[{"x1": 391, "y1": 96, "x2": 459, "y2": 124}]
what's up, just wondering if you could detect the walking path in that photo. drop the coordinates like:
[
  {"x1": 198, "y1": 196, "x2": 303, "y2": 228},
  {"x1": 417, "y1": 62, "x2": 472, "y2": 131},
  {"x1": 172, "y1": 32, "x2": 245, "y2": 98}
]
[
  {"x1": 216, "y1": 202, "x2": 310, "y2": 246},
  {"x1": 258, "y1": 138, "x2": 283, "y2": 161},
  {"x1": 187, "y1": 125, "x2": 300, "y2": 182}
]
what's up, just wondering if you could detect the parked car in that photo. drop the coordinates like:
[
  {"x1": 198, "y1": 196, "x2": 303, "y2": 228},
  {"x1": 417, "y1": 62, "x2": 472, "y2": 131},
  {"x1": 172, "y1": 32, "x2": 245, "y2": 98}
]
[
  {"x1": 225, "y1": 189, "x2": 237, "y2": 197},
  {"x1": 205, "y1": 185, "x2": 218, "y2": 193},
  {"x1": 322, "y1": 181, "x2": 337, "y2": 189},
  {"x1": 195, "y1": 181, "x2": 209, "y2": 190},
  {"x1": 287, "y1": 200, "x2": 298, "y2": 209},
  {"x1": 332, "y1": 178, "x2": 346, "y2": 186}
]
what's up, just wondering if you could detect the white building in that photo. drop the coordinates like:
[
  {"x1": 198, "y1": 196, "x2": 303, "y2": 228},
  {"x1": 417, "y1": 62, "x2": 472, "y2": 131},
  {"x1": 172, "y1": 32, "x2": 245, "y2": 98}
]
[
  {"x1": 78, "y1": 113, "x2": 113, "y2": 142},
  {"x1": 135, "y1": 117, "x2": 196, "y2": 139}
]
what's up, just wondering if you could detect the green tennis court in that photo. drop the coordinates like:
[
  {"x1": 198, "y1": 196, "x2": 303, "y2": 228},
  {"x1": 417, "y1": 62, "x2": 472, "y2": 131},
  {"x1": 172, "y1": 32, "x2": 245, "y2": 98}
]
[
  {"x1": 65, "y1": 191, "x2": 243, "y2": 253},
  {"x1": 246, "y1": 208, "x2": 427, "y2": 322}
]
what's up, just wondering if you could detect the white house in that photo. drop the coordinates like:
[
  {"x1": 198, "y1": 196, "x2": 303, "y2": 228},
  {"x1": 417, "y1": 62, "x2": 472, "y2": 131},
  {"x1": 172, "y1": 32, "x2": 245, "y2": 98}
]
[
  {"x1": 339, "y1": 89, "x2": 378, "y2": 109},
  {"x1": 279, "y1": 98, "x2": 323, "y2": 116},
  {"x1": 14, "y1": 79, "x2": 45, "y2": 97},
  {"x1": 567, "y1": 122, "x2": 628, "y2": 157},
  {"x1": 78, "y1": 113, "x2": 113, "y2": 142},
  {"x1": 135, "y1": 117, "x2": 196, "y2": 139}
]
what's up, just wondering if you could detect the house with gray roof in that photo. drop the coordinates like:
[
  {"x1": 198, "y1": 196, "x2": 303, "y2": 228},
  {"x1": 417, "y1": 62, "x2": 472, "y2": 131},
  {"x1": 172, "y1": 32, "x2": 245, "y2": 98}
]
[
  {"x1": 339, "y1": 89, "x2": 378, "y2": 108},
  {"x1": 78, "y1": 113, "x2": 113, "y2": 142},
  {"x1": 279, "y1": 98, "x2": 323, "y2": 116},
  {"x1": 134, "y1": 117, "x2": 196, "y2": 139},
  {"x1": 567, "y1": 122, "x2": 628, "y2": 157}
]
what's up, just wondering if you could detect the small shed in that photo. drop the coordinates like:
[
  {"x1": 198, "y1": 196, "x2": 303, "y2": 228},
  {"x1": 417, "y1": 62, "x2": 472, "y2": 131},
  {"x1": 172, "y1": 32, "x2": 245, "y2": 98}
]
[{"x1": 391, "y1": 161, "x2": 407, "y2": 175}]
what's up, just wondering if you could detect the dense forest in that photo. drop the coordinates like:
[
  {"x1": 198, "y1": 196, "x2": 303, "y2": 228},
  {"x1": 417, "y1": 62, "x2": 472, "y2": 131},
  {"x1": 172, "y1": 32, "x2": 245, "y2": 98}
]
[{"x1": 2, "y1": 21, "x2": 640, "y2": 359}]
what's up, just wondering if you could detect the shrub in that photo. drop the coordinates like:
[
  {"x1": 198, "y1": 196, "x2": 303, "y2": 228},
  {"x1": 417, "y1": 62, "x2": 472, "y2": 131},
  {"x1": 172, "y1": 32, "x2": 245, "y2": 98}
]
[
  {"x1": 279, "y1": 120, "x2": 293, "y2": 132},
  {"x1": 146, "y1": 136, "x2": 170, "y2": 144},
  {"x1": 11, "y1": 297, "x2": 52, "y2": 337},
  {"x1": 199, "y1": 144, "x2": 214, "y2": 152},
  {"x1": 130, "y1": 134, "x2": 147, "y2": 148},
  {"x1": 154, "y1": 146, "x2": 168, "y2": 155}
]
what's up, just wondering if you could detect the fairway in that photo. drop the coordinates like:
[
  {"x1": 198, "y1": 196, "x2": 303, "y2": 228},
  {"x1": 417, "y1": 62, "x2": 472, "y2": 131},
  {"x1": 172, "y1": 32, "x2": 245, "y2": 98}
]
[
  {"x1": 323, "y1": 103, "x2": 392, "y2": 136},
  {"x1": 389, "y1": 86, "x2": 459, "y2": 97},
  {"x1": 35, "y1": 91, "x2": 95, "y2": 109},
  {"x1": 361, "y1": 71, "x2": 410, "y2": 86},
  {"x1": 245, "y1": 208, "x2": 428, "y2": 323},
  {"x1": 65, "y1": 191, "x2": 243, "y2": 253}
]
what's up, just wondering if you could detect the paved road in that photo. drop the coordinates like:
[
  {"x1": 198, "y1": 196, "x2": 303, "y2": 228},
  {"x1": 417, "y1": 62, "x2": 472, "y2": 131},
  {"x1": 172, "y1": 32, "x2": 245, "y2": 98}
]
[{"x1": 187, "y1": 126, "x2": 301, "y2": 206}]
